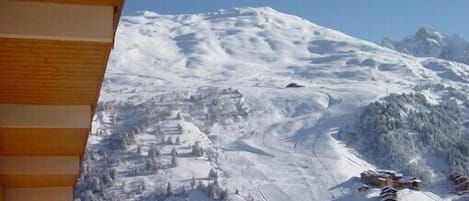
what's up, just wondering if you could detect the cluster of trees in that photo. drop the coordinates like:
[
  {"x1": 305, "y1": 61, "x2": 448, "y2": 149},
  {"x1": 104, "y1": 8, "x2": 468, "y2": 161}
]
[
  {"x1": 158, "y1": 169, "x2": 227, "y2": 200},
  {"x1": 164, "y1": 136, "x2": 181, "y2": 145},
  {"x1": 76, "y1": 165, "x2": 117, "y2": 201},
  {"x1": 192, "y1": 142, "x2": 205, "y2": 157},
  {"x1": 188, "y1": 169, "x2": 228, "y2": 200},
  {"x1": 76, "y1": 88, "x2": 245, "y2": 200},
  {"x1": 143, "y1": 146, "x2": 162, "y2": 172},
  {"x1": 341, "y1": 93, "x2": 468, "y2": 181},
  {"x1": 185, "y1": 87, "x2": 249, "y2": 133}
]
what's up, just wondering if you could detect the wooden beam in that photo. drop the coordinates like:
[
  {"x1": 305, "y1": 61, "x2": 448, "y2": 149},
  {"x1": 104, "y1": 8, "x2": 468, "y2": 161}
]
[
  {"x1": 0, "y1": 156, "x2": 79, "y2": 187},
  {"x1": 0, "y1": 104, "x2": 91, "y2": 128},
  {"x1": 5, "y1": 187, "x2": 72, "y2": 201},
  {"x1": 0, "y1": 1, "x2": 114, "y2": 42},
  {"x1": 14, "y1": 0, "x2": 121, "y2": 6},
  {"x1": 0, "y1": 156, "x2": 79, "y2": 176},
  {"x1": 0, "y1": 128, "x2": 89, "y2": 156},
  {"x1": 0, "y1": 37, "x2": 111, "y2": 105},
  {"x1": 0, "y1": 175, "x2": 77, "y2": 188}
]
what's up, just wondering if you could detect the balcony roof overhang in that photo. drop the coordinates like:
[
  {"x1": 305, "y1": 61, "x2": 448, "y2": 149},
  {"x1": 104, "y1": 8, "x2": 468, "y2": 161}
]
[{"x1": 0, "y1": 0, "x2": 124, "y2": 199}]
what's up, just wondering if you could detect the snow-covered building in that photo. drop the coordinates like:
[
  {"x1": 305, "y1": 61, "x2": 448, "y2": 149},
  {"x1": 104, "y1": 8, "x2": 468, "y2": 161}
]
[
  {"x1": 454, "y1": 176, "x2": 468, "y2": 185},
  {"x1": 396, "y1": 177, "x2": 422, "y2": 190},
  {"x1": 450, "y1": 174, "x2": 469, "y2": 191},
  {"x1": 360, "y1": 170, "x2": 393, "y2": 187},
  {"x1": 360, "y1": 169, "x2": 422, "y2": 190},
  {"x1": 377, "y1": 170, "x2": 403, "y2": 181},
  {"x1": 455, "y1": 181, "x2": 469, "y2": 192},
  {"x1": 379, "y1": 187, "x2": 398, "y2": 201}
]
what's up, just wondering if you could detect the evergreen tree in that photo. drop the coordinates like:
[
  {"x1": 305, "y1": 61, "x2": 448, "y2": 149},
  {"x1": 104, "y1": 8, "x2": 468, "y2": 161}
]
[
  {"x1": 197, "y1": 180, "x2": 206, "y2": 190},
  {"x1": 136, "y1": 183, "x2": 145, "y2": 194},
  {"x1": 208, "y1": 168, "x2": 218, "y2": 180},
  {"x1": 144, "y1": 157, "x2": 157, "y2": 171},
  {"x1": 166, "y1": 182, "x2": 173, "y2": 196},
  {"x1": 84, "y1": 190, "x2": 94, "y2": 201},
  {"x1": 181, "y1": 185, "x2": 186, "y2": 195},
  {"x1": 190, "y1": 177, "x2": 196, "y2": 190},
  {"x1": 101, "y1": 168, "x2": 114, "y2": 186},
  {"x1": 167, "y1": 137, "x2": 173, "y2": 145},
  {"x1": 171, "y1": 148, "x2": 178, "y2": 157},
  {"x1": 136, "y1": 145, "x2": 142, "y2": 155},
  {"x1": 219, "y1": 188, "x2": 228, "y2": 201},
  {"x1": 171, "y1": 154, "x2": 178, "y2": 168},
  {"x1": 192, "y1": 143, "x2": 204, "y2": 157},
  {"x1": 109, "y1": 168, "x2": 117, "y2": 180},
  {"x1": 207, "y1": 182, "x2": 217, "y2": 199}
]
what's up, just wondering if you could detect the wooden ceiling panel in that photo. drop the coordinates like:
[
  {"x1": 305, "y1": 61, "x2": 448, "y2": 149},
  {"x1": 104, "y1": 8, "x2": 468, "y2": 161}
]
[
  {"x1": 0, "y1": 128, "x2": 89, "y2": 156},
  {"x1": 0, "y1": 156, "x2": 79, "y2": 187},
  {"x1": 0, "y1": 175, "x2": 77, "y2": 188},
  {"x1": 0, "y1": 0, "x2": 123, "y2": 192},
  {"x1": 12, "y1": 0, "x2": 122, "y2": 6},
  {"x1": 0, "y1": 37, "x2": 111, "y2": 105},
  {"x1": 5, "y1": 187, "x2": 73, "y2": 201}
]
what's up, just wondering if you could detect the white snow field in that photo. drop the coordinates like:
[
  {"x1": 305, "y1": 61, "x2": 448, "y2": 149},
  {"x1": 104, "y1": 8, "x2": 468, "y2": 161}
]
[{"x1": 77, "y1": 7, "x2": 468, "y2": 201}]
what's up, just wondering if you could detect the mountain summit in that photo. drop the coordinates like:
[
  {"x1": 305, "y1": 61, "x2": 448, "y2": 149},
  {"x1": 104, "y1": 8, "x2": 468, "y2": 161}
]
[{"x1": 382, "y1": 27, "x2": 469, "y2": 64}]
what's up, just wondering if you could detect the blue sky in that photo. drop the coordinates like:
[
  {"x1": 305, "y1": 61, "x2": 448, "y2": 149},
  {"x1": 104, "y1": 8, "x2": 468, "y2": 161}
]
[{"x1": 122, "y1": 0, "x2": 469, "y2": 42}]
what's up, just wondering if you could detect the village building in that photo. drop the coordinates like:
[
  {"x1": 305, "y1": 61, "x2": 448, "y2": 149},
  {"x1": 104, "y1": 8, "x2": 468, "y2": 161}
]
[
  {"x1": 380, "y1": 195, "x2": 397, "y2": 201},
  {"x1": 360, "y1": 169, "x2": 422, "y2": 191},
  {"x1": 455, "y1": 181, "x2": 469, "y2": 192},
  {"x1": 449, "y1": 172, "x2": 463, "y2": 181},
  {"x1": 450, "y1": 174, "x2": 469, "y2": 192},
  {"x1": 380, "y1": 187, "x2": 398, "y2": 201},
  {"x1": 396, "y1": 177, "x2": 422, "y2": 190},
  {"x1": 360, "y1": 170, "x2": 394, "y2": 187},
  {"x1": 358, "y1": 185, "x2": 371, "y2": 193},
  {"x1": 454, "y1": 176, "x2": 468, "y2": 185},
  {"x1": 377, "y1": 170, "x2": 403, "y2": 181}
]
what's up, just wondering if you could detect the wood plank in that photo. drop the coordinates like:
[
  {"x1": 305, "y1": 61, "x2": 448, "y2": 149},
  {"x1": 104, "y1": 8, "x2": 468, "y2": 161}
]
[
  {"x1": 0, "y1": 156, "x2": 79, "y2": 175},
  {"x1": 0, "y1": 93, "x2": 96, "y2": 105},
  {"x1": 0, "y1": 37, "x2": 111, "y2": 105},
  {"x1": 5, "y1": 187, "x2": 72, "y2": 201},
  {"x1": 0, "y1": 1, "x2": 114, "y2": 42},
  {"x1": 0, "y1": 104, "x2": 91, "y2": 128},
  {"x1": 0, "y1": 175, "x2": 77, "y2": 188},
  {"x1": 14, "y1": 0, "x2": 122, "y2": 6},
  {"x1": 0, "y1": 37, "x2": 108, "y2": 48},
  {"x1": 0, "y1": 0, "x2": 124, "y2": 193},
  {"x1": 0, "y1": 79, "x2": 100, "y2": 89},
  {"x1": 0, "y1": 128, "x2": 89, "y2": 156}
]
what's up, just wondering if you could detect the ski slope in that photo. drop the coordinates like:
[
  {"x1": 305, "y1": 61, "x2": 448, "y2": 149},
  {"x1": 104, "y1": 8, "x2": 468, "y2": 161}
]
[{"x1": 77, "y1": 7, "x2": 468, "y2": 201}]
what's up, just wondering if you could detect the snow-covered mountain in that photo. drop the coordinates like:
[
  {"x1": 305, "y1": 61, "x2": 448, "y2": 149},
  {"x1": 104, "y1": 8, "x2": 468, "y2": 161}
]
[
  {"x1": 76, "y1": 7, "x2": 468, "y2": 201},
  {"x1": 382, "y1": 27, "x2": 469, "y2": 65}
]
